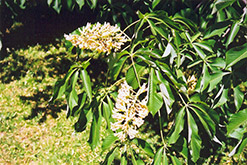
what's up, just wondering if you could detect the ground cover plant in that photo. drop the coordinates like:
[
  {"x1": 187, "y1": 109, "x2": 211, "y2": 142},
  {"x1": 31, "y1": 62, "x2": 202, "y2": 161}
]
[{"x1": 1, "y1": 0, "x2": 247, "y2": 164}]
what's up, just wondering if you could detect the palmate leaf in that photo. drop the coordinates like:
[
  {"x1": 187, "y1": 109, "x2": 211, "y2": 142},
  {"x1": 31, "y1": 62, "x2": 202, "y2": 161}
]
[
  {"x1": 227, "y1": 108, "x2": 247, "y2": 135},
  {"x1": 226, "y1": 43, "x2": 247, "y2": 69},
  {"x1": 190, "y1": 103, "x2": 216, "y2": 137}
]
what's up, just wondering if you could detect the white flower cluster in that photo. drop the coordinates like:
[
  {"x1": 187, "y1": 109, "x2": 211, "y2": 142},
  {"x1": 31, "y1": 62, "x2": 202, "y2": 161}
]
[
  {"x1": 111, "y1": 81, "x2": 149, "y2": 142},
  {"x1": 64, "y1": 22, "x2": 128, "y2": 54}
]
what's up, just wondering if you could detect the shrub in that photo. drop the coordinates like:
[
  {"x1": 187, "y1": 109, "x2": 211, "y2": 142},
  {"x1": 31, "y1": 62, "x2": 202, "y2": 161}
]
[{"x1": 48, "y1": 0, "x2": 247, "y2": 164}]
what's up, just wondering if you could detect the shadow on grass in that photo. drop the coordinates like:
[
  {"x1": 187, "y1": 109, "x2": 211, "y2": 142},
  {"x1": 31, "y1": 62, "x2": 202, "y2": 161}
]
[{"x1": 19, "y1": 86, "x2": 67, "y2": 123}]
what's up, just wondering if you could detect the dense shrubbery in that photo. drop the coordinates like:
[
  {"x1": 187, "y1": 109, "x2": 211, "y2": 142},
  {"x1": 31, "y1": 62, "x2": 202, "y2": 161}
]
[
  {"x1": 49, "y1": 0, "x2": 247, "y2": 164},
  {"x1": 2, "y1": 0, "x2": 247, "y2": 164}
]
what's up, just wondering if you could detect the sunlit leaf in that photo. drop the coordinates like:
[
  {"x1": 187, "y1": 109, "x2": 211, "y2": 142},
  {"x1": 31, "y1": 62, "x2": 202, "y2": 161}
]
[
  {"x1": 76, "y1": 0, "x2": 85, "y2": 9},
  {"x1": 227, "y1": 109, "x2": 247, "y2": 135},
  {"x1": 102, "y1": 133, "x2": 118, "y2": 151},
  {"x1": 234, "y1": 85, "x2": 244, "y2": 111},
  {"x1": 187, "y1": 109, "x2": 202, "y2": 163},
  {"x1": 147, "y1": 68, "x2": 163, "y2": 116},
  {"x1": 226, "y1": 21, "x2": 240, "y2": 47},
  {"x1": 80, "y1": 69, "x2": 92, "y2": 102}
]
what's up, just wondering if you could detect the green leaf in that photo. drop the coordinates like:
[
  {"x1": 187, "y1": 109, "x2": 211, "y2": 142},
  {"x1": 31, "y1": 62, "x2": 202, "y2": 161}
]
[
  {"x1": 192, "y1": 44, "x2": 205, "y2": 60},
  {"x1": 190, "y1": 104, "x2": 216, "y2": 137},
  {"x1": 47, "y1": 0, "x2": 53, "y2": 6},
  {"x1": 193, "y1": 42, "x2": 213, "y2": 53},
  {"x1": 88, "y1": 104, "x2": 102, "y2": 150},
  {"x1": 66, "y1": 0, "x2": 74, "y2": 10},
  {"x1": 162, "y1": 43, "x2": 177, "y2": 64},
  {"x1": 52, "y1": 0, "x2": 62, "y2": 13},
  {"x1": 213, "y1": 0, "x2": 235, "y2": 14},
  {"x1": 236, "y1": 134, "x2": 247, "y2": 155},
  {"x1": 200, "y1": 64, "x2": 210, "y2": 91},
  {"x1": 226, "y1": 43, "x2": 247, "y2": 68},
  {"x1": 147, "y1": 19, "x2": 157, "y2": 36},
  {"x1": 131, "y1": 138, "x2": 154, "y2": 157},
  {"x1": 80, "y1": 70, "x2": 92, "y2": 102},
  {"x1": 227, "y1": 109, "x2": 247, "y2": 135},
  {"x1": 171, "y1": 156, "x2": 182, "y2": 165},
  {"x1": 208, "y1": 71, "x2": 229, "y2": 92},
  {"x1": 111, "y1": 56, "x2": 128, "y2": 80},
  {"x1": 152, "y1": 0, "x2": 160, "y2": 9},
  {"x1": 65, "y1": 70, "x2": 79, "y2": 111},
  {"x1": 226, "y1": 22, "x2": 240, "y2": 47},
  {"x1": 102, "y1": 133, "x2": 118, "y2": 151},
  {"x1": 168, "y1": 107, "x2": 185, "y2": 144},
  {"x1": 234, "y1": 85, "x2": 244, "y2": 111},
  {"x1": 204, "y1": 20, "x2": 231, "y2": 39},
  {"x1": 126, "y1": 63, "x2": 145, "y2": 89},
  {"x1": 121, "y1": 152, "x2": 128, "y2": 165},
  {"x1": 147, "y1": 68, "x2": 163, "y2": 116},
  {"x1": 76, "y1": 0, "x2": 85, "y2": 9},
  {"x1": 156, "y1": 71, "x2": 175, "y2": 115},
  {"x1": 88, "y1": 0, "x2": 97, "y2": 9},
  {"x1": 187, "y1": 110, "x2": 202, "y2": 163},
  {"x1": 130, "y1": 148, "x2": 138, "y2": 165},
  {"x1": 213, "y1": 88, "x2": 229, "y2": 108},
  {"x1": 153, "y1": 147, "x2": 164, "y2": 165},
  {"x1": 74, "y1": 107, "x2": 89, "y2": 132},
  {"x1": 102, "y1": 147, "x2": 118, "y2": 165},
  {"x1": 102, "y1": 101, "x2": 111, "y2": 129},
  {"x1": 67, "y1": 88, "x2": 79, "y2": 112}
]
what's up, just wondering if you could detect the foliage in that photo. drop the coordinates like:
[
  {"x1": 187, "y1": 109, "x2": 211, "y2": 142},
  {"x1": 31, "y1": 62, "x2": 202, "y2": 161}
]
[{"x1": 50, "y1": 0, "x2": 247, "y2": 164}]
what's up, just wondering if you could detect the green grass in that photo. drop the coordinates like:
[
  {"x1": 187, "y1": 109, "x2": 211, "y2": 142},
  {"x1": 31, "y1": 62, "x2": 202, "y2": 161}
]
[{"x1": 0, "y1": 44, "x2": 105, "y2": 164}]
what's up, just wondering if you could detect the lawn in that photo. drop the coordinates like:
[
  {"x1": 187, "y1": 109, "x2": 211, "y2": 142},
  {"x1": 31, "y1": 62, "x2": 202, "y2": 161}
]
[{"x1": 0, "y1": 44, "x2": 106, "y2": 164}]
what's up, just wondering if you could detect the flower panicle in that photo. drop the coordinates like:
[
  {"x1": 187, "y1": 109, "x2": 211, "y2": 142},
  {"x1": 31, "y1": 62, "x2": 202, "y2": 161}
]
[
  {"x1": 64, "y1": 22, "x2": 129, "y2": 54},
  {"x1": 111, "y1": 81, "x2": 149, "y2": 142}
]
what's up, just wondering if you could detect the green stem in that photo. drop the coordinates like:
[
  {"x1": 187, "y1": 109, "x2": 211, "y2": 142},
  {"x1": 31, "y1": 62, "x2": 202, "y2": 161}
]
[{"x1": 122, "y1": 19, "x2": 140, "y2": 33}]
